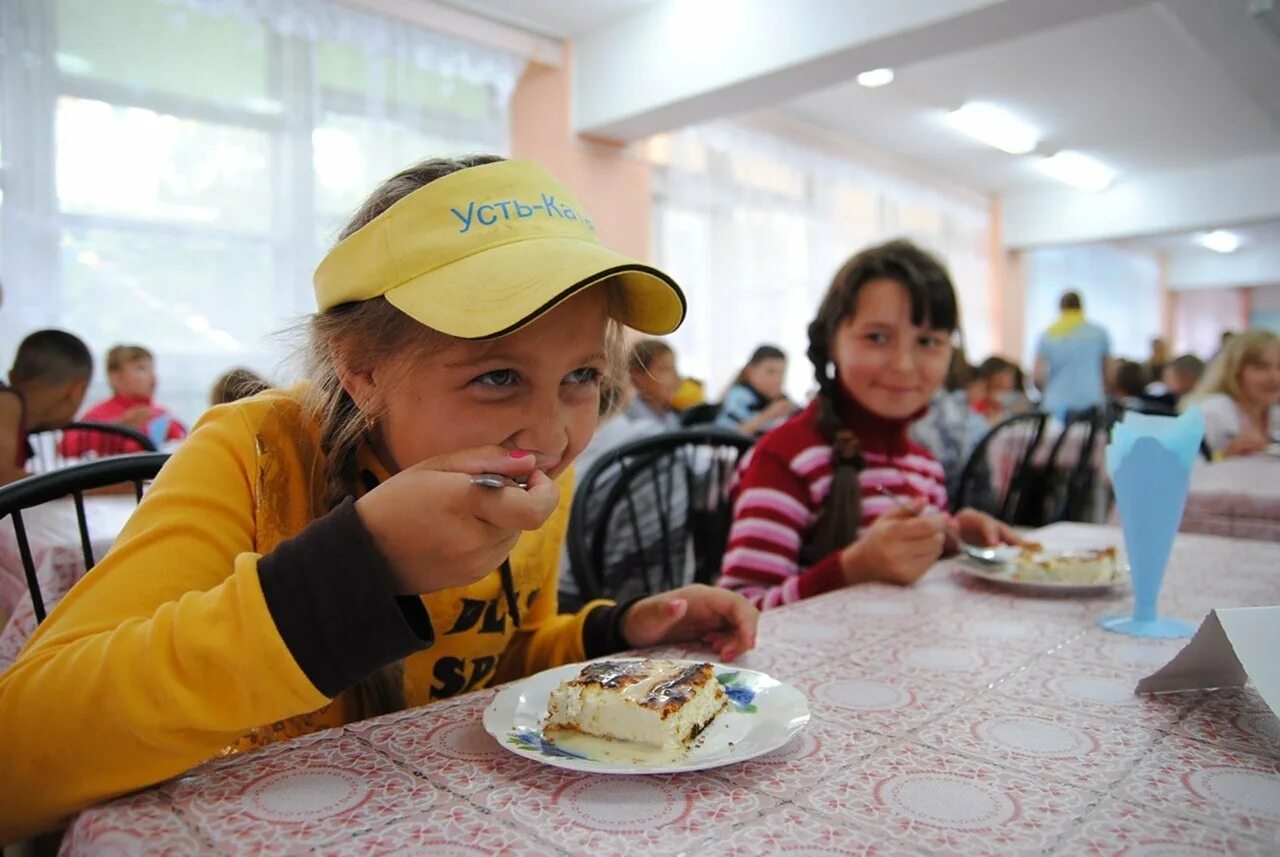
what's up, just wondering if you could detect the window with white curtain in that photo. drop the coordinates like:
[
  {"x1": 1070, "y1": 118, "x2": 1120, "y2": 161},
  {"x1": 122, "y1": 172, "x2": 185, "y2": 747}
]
[
  {"x1": 648, "y1": 122, "x2": 994, "y2": 402},
  {"x1": 0, "y1": 0, "x2": 520, "y2": 425}
]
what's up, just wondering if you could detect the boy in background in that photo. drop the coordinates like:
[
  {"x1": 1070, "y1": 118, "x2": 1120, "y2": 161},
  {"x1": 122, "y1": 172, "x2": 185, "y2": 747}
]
[
  {"x1": 63, "y1": 345, "x2": 187, "y2": 455},
  {"x1": 0, "y1": 330, "x2": 93, "y2": 484}
]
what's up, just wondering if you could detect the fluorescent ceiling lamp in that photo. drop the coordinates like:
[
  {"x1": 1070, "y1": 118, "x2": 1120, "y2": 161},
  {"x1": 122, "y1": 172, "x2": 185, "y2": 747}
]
[
  {"x1": 944, "y1": 102, "x2": 1039, "y2": 155},
  {"x1": 1197, "y1": 230, "x2": 1241, "y2": 253},
  {"x1": 1035, "y1": 150, "x2": 1115, "y2": 191},
  {"x1": 856, "y1": 68, "x2": 894, "y2": 88}
]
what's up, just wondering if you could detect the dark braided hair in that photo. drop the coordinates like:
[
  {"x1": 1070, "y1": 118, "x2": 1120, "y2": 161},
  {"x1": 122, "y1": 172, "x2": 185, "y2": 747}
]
[{"x1": 804, "y1": 239, "x2": 959, "y2": 562}]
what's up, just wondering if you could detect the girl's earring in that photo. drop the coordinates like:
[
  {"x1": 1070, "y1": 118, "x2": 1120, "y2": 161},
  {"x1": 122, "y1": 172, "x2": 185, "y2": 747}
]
[{"x1": 363, "y1": 411, "x2": 377, "y2": 433}]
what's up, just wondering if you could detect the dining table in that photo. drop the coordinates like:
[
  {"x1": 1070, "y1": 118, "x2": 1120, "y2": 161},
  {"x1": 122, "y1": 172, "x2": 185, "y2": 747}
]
[
  {"x1": 1181, "y1": 455, "x2": 1280, "y2": 542},
  {"x1": 61, "y1": 522, "x2": 1280, "y2": 855},
  {"x1": 0, "y1": 493, "x2": 140, "y2": 670}
]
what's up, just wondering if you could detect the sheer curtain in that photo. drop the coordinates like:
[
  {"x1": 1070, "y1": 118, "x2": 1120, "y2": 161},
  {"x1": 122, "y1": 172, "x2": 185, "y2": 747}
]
[
  {"x1": 647, "y1": 121, "x2": 993, "y2": 402},
  {"x1": 0, "y1": 0, "x2": 522, "y2": 425}
]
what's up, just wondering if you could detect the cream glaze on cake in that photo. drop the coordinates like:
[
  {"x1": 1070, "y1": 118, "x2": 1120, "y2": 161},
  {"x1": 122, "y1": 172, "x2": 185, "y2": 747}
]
[
  {"x1": 1012, "y1": 545, "x2": 1120, "y2": 583},
  {"x1": 545, "y1": 660, "x2": 729, "y2": 751}
]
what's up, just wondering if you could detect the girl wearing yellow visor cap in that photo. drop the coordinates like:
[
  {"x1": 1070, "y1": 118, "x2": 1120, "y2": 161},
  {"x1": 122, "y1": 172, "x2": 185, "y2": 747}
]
[{"x1": 0, "y1": 156, "x2": 758, "y2": 841}]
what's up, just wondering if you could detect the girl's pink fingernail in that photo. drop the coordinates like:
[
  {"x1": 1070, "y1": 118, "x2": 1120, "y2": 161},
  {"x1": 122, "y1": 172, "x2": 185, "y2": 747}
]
[{"x1": 508, "y1": 449, "x2": 530, "y2": 459}]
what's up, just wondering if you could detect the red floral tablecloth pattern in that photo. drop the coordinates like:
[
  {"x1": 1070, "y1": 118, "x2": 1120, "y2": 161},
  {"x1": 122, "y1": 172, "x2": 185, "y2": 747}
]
[{"x1": 63, "y1": 524, "x2": 1280, "y2": 855}]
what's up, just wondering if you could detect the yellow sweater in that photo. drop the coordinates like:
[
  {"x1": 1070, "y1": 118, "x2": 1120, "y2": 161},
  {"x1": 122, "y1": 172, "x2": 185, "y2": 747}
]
[{"x1": 0, "y1": 388, "x2": 609, "y2": 841}]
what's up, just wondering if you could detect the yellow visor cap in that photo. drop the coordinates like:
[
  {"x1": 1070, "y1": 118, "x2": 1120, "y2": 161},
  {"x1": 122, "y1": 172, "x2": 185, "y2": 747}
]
[{"x1": 313, "y1": 159, "x2": 686, "y2": 339}]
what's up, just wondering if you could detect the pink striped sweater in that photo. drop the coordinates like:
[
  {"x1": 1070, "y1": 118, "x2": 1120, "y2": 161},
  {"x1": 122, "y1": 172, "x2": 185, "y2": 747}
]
[{"x1": 718, "y1": 398, "x2": 948, "y2": 610}]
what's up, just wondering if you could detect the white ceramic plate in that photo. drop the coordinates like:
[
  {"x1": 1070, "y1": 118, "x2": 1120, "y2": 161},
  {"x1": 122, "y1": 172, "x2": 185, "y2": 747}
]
[
  {"x1": 483, "y1": 659, "x2": 810, "y2": 774},
  {"x1": 957, "y1": 553, "x2": 1130, "y2": 596}
]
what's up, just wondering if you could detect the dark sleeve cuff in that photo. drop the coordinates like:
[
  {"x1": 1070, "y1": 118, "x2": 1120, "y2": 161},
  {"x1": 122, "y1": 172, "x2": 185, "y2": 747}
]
[
  {"x1": 258, "y1": 497, "x2": 434, "y2": 697},
  {"x1": 582, "y1": 596, "x2": 644, "y2": 659},
  {"x1": 797, "y1": 552, "x2": 847, "y2": 600}
]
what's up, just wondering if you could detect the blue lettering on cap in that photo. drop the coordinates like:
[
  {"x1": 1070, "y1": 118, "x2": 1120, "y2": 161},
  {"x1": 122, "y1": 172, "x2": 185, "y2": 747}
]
[{"x1": 450, "y1": 194, "x2": 595, "y2": 234}]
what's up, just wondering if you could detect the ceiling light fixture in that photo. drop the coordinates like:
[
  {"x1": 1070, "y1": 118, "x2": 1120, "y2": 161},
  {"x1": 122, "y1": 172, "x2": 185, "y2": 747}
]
[
  {"x1": 1035, "y1": 150, "x2": 1115, "y2": 191},
  {"x1": 1197, "y1": 230, "x2": 1241, "y2": 253},
  {"x1": 943, "y1": 102, "x2": 1039, "y2": 155},
  {"x1": 856, "y1": 68, "x2": 894, "y2": 88}
]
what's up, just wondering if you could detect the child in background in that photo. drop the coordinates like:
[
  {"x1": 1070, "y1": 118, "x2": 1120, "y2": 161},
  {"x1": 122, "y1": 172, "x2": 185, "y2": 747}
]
[
  {"x1": 970, "y1": 356, "x2": 1016, "y2": 424},
  {"x1": 716, "y1": 345, "x2": 797, "y2": 435},
  {"x1": 0, "y1": 156, "x2": 757, "y2": 840},
  {"x1": 64, "y1": 345, "x2": 187, "y2": 454},
  {"x1": 209, "y1": 367, "x2": 270, "y2": 406},
  {"x1": 0, "y1": 330, "x2": 93, "y2": 484},
  {"x1": 671, "y1": 376, "x2": 706, "y2": 412},
  {"x1": 910, "y1": 352, "x2": 993, "y2": 503},
  {"x1": 719, "y1": 240, "x2": 1022, "y2": 610},
  {"x1": 1110, "y1": 359, "x2": 1150, "y2": 411},
  {"x1": 625, "y1": 339, "x2": 683, "y2": 429},
  {"x1": 1145, "y1": 354, "x2": 1204, "y2": 409},
  {"x1": 1182, "y1": 328, "x2": 1280, "y2": 458}
]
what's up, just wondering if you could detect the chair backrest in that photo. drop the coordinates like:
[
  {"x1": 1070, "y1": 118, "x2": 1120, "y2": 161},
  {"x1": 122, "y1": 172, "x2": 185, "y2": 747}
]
[
  {"x1": 565, "y1": 429, "x2": 753, "y2": 607},
  {"x1": 0, "y1": 453, "x2": 170, "y2": 623},
  {"x1": 679, "y1": 403, "x2": 721, "y2": 428},
  {"x1": 952, "y1": 410, "x2": 1049, "y2": 524},
  {"x1": 1039, "y1": 405, "x2": 1113, "y2": 523},
  {"x1": 26, "y1": 421, "x2": 156, "y2": 474}
]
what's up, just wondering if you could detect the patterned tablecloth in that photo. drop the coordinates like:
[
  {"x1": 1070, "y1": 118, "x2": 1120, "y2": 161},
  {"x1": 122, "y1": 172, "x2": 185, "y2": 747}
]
[
  {"x1": 1181, "y1": 456, "x2": 1280, "y2": 542},
  {"x1": 63, "y1": 523, "x2": 1280, "y2": 856}
]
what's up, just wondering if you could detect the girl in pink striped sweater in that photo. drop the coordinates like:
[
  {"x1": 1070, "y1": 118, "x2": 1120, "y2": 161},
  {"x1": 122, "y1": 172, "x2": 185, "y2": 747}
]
[{"x1": 718, "y1": 240, "x2": 1021, "y2": 609}]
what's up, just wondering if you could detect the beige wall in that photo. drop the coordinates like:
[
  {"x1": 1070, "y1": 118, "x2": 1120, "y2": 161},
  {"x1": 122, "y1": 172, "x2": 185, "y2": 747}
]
[{"x1": 511, "y1": 49, "x2": 654, "y2": 262}]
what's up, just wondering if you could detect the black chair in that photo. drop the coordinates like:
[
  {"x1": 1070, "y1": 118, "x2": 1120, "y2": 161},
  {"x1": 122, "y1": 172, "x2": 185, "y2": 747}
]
[
  {"x1": 952, "y1": 411, "x2": 1050, "y2": 524},
  {"x1": 679, "y1": 402, "x2": 721, "y2": 428},
  {"x1": 26, "y1": 421, "x2": 156, "y2": 474},
  {"x1": 0, "y1": 453, "x2": 169, "y2": 623},
  {"x1": 565, "y1": 429, "x2": 753, "y2": 609},
  {"x1": 1037, "y1": 406, "x2": 1115, "y2": 524}
]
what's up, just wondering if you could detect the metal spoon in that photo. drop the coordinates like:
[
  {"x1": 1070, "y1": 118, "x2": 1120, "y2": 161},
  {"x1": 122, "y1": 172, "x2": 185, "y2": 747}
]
[
  {"x1": 874, "y1": 484, "x2": 919, "y2": 514},
  {"x1": 470, "y1": 473, "x2": 530, "y2": 490}
]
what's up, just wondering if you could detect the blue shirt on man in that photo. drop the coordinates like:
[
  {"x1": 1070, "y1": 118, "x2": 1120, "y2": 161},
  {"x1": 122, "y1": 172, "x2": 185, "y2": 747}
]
[{"x1": 1036, "y1": 320, "x2": 1111, "y2": 416}]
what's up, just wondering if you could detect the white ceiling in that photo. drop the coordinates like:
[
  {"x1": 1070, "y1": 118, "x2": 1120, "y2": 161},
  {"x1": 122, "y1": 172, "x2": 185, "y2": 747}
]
[
  {"x1": 1132, "y1": 219, "x2": 1280, "y2": 252},
  {"x1": 443, "y1": 1, "x2": 1280, "y2": 199},
  {"x1": 780, "y1": 2, "x2": 1280, "y2": 194},
  {"x1": 434, "y1": 0, "x2": 657, "y2": 39},
  {"x1": 437, "y1": 0, "x2": 1280, "y2": 267}
]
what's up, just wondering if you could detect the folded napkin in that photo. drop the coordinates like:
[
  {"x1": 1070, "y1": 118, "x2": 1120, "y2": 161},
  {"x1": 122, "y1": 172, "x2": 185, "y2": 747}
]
[{"x1": 1100, "y1": 408, "x2": 1205, "y2": 638}]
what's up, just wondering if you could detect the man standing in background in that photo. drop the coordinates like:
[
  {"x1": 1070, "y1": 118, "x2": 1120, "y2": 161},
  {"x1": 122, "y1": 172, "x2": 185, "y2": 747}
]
[{"x1": 1033, "y1": 291, "x2": 1112, "y2": 418}]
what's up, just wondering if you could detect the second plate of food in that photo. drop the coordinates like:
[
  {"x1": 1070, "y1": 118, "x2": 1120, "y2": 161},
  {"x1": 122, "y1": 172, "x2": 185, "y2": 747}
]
[
  {"x1": 957, "y1": 545, "x2": 1130, "y2": 595},
  {"x1": 482, "y1": 658, "x2": 810, "y2": 775}
]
